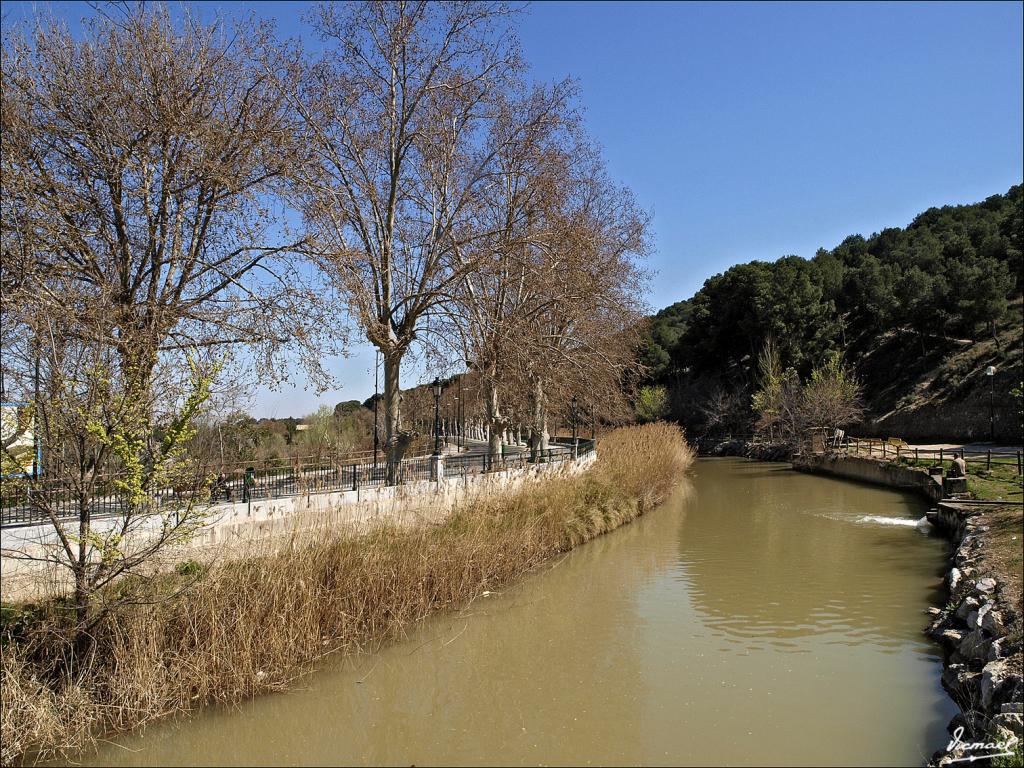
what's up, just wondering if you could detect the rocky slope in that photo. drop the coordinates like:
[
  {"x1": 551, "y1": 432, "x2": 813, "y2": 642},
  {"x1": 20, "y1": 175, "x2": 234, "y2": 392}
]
[{"x1": 861, "y1": 300, "x2": 1023, "y2": 444}]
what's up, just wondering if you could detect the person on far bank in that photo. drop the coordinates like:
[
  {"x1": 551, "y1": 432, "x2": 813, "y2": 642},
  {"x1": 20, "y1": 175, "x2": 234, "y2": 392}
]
[
  {"x1": 948, "y1": 456, "x2": 967, "y2": 478},
  {"x1": 243, "y1": 467, "x2": 256, "y2": 503},
  {"x1": 215, "y1": 471, "x2": 231, "y2": 502}
]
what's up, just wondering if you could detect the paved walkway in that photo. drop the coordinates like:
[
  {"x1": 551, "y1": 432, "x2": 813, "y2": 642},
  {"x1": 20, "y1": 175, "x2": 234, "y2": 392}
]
[
  {"x1": 901, "y1": 442, "x2": 1022, "y2": 453},
  {"x1": 0, "y1": 439, "x2": 573, "y2": 562},
  {"x1": 1, "y1": 440, "x2": 591, "y2": 602},
  {"x1": 848, "y1": 438, "x2": 1021, "y2": 458}
]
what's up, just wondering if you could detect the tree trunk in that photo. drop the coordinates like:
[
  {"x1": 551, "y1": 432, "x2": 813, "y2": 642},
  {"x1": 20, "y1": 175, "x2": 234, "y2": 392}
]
[
  {"x1": 382, "y1": 352, "x2": 402, "y2": 482},
  {"x1": 528, "y1": 377, "x2": 549, "y2": 462},
  {"x1": 74, "y1": 487, "x2": 92, "y2": 632},
  {"x1": 485, "y1": 379, "x2": 502, "y2": 468},
  {"x1": 74, "y1": 570, "x2": 90, "y2": 627},
  {"x1": 116, "y1": 331, "x2": 159, "y2": 400}
]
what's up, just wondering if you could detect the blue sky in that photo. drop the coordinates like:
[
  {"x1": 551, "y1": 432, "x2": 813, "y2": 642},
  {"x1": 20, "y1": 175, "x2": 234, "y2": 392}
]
[{"x1": 8, "y1": 1, "x2": 1023, "y2": 417}]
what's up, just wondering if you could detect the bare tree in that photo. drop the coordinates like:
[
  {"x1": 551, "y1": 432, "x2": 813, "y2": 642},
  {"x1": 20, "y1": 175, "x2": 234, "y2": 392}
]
[
  {"x1": 798, "y1": 352, "x2": 863, "y2": 438},
  {"x1": 1, "y1": 6, "x2": 330, "y2": 398},
  {"x1": 440, "y1": 82, "x2": 580, "y2": 458},
  {"x1": 751, "y1": 336, "x2": 785, "y2": 440},
  {"x1": 1, "y1": 6, "x2": 328, "y2": 633},
  {"x1": 0, "y1": 322, "x2": 218, "y2": 637},
  {"x1": 294, "y1": 1, "x2": 523, "y2": 478},
  {"x1": 435, "y1": 85, "x2": 649, "y2": 459},
  {"x1": 517, "y1": 153, "x2": 650, "y2": 456},
  {"x1": 753, "y1": 349, "x2": 862, "y2": 448}
]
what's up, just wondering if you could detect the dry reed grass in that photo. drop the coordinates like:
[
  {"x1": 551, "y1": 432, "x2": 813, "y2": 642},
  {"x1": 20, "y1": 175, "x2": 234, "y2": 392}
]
[{"x1": 0, "y1": 423, "x2": 692, "y2": 765}]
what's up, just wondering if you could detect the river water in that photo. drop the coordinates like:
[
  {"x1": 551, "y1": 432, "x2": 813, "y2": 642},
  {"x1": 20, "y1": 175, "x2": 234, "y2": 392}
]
[{"x1": 83, "y1": 458, "x2": 956, "y2": 766}]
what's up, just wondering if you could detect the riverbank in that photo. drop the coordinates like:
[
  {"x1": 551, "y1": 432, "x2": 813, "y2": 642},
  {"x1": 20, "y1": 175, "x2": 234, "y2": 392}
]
[
  {"x1": 0, "y1": 424, "x2": 693, "y2": 765},
  {"x1": 696, "y1": 436, "x2": 792, "y2": 461},
  {"x1": 926, "y1": 501, "x2": 1023, "y2": 766},
  {"x1": 793, "y1": 452, "x2": 945, "y2": 503},
  {"x1": 0, "y1": 445, "x2": 593, "y2": 604}
]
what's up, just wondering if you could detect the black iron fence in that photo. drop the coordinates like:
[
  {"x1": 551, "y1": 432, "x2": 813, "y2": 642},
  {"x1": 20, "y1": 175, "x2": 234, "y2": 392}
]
[
  {"x1": 444, "y1": 439, "x2": 593, "y2": 478},
  {"x1": 1, "y1": 438, "x2": 596, "y2": 528}
]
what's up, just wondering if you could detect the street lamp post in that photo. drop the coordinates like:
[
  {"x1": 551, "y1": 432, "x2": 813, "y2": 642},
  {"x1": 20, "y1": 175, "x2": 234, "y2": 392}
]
[
  {"x1": 571, "y1": 395, "x2": 578, "y2": 457},
  {"x1": 452, "y1": 398, "x2": 458, "y2": 449},
  {"x1": 986, "y1": 366, "x2": 996, "y2": 442},
  {"x1": 373, "y1": 351, "x2": 379, "y2": 468},
  {"x1": 433, "y1": 378, "x2": 443, "y2": 457},
  {"x1": 32, "y1": 351, "x2": 40, "y2": 483}
]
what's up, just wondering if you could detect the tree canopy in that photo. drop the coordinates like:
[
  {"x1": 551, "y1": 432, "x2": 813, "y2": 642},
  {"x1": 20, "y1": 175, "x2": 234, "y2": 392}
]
[{"x1": 641, "y1": 184, "x2": 1022, "y2": 435}]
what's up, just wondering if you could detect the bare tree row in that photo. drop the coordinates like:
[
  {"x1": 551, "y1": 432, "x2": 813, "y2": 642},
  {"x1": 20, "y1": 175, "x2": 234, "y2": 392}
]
[{"x1": 0, "y1": 2, "x2": 649, "y2": 626}]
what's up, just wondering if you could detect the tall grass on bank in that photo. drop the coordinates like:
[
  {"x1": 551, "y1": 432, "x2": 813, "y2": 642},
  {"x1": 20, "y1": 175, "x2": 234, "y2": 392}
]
[{"x1": 1, "y1": 423, "x2": 693, "y2": 765}]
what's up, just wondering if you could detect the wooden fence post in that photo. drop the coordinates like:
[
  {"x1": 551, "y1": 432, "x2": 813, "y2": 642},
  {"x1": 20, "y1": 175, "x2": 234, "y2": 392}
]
[{"x1": 987, "y1": 450, "x2": 991, "y2": 471}]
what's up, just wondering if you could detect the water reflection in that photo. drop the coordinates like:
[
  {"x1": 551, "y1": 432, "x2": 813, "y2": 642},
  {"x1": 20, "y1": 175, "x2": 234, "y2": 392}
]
[
  {"x1": 79, "y1": 459, "x2": 955, "y2": 767},
  {"x1": 677, "y1": 459, "x2": 949, "y2": 651}
]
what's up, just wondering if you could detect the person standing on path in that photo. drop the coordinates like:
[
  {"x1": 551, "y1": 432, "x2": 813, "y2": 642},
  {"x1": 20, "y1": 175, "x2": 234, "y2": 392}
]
[{"x1": 243, "y1": 467, "x2": 256, "y2": 504}]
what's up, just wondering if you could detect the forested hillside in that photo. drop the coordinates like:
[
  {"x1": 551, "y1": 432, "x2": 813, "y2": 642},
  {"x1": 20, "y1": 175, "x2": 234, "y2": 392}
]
[{"x1": 641, "y1": 184, "x2": 1023, "y2": 442}]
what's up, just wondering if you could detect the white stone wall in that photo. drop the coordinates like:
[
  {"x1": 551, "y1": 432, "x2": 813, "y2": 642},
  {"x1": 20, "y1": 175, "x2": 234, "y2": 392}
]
[
  {"x1": 0, "y1": 451, "x2": 597, "y2": 601},
  {"x1": 194, "y1": 451, "x2": 597, "y2": 546}
]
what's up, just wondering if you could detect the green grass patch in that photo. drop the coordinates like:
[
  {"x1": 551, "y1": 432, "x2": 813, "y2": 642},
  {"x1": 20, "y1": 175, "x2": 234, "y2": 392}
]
[{"x1": 899, "y1": 457, "x2": 1023, "y2": 501}]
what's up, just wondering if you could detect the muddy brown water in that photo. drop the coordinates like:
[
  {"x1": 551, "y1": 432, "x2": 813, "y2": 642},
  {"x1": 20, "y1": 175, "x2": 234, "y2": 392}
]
[{"x1": 78, "y1": 458, "x2": 956, "y2": 766}]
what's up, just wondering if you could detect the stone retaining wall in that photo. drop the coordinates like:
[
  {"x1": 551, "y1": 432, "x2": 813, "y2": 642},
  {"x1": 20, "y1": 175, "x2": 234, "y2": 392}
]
[
  {"x1": 926, "y1": 502, "x2": 1023, "y2": 765},
  {"x1": 865, "y1": 367, "x2": 1022, "y2": 445},
  {"x1": 0, "y1": 452, "x2": 598, "y2": 602},
  {"x1": 194, "y1": 452, "x2": 596, "y2": 546},
  {"x1": 791, "y1": 452, "x2": 944, "y2": 503}
]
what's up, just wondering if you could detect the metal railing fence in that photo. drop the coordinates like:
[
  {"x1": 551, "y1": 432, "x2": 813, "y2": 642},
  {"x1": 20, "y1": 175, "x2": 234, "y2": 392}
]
[{"x1": 1, "y1": 438, "x2": 596, "y2": 528}]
